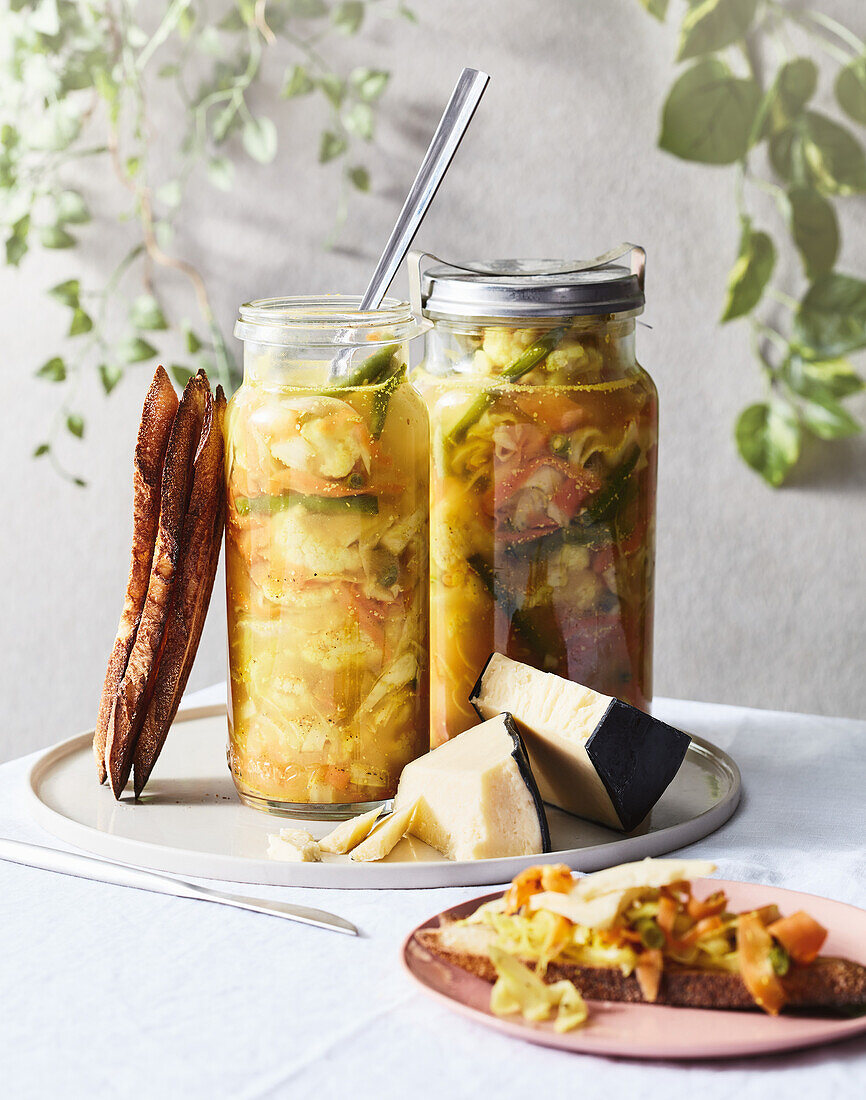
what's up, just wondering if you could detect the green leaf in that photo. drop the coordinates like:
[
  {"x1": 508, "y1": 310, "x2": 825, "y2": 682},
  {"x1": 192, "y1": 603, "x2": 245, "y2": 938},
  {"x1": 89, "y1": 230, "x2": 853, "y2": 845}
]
[
  {"x1": 68, "y1": 307, "x2": 93, "y2": 336},
  {"x1": 130, "y1": 294, "x2": 168, "y2": 331},
  {"x1": 759, "y1": 59, "x2": 818, "y2": 138},
  {"x1": 835, "y1": 57, "x2": 866, "y2": 126},
  {"x1": 639, "y1": 0, "x2": 669, "y2": 20},
  {"x1": 803, "y1": 111, "x2": 866, "y2": 194},
  {"x1": 33, "y1": 443, "x2": 50, "y2": 458},
  {"x1": 125, "y1": 155, "x2": 141, "y2": 178},
  {"x1": 801, "y1": 394, "x2": 861, "y2": 440},
  {"x1": 242, "y1": 116, "x2": 278, "y2": 164},
  {"x1": 66, "y1": 413, "x2": 84, "y2": 439},
  {"x1": 156, "y1": 180, "x2": 182, "y2": 208},
  {"x1": 6, "y1": 214, "x2": 29, "y2": 266},
  {"x1": 659, "y1": 59, "x2": 761, "y2": 164},
  {"x1": 342, "y1": 103, "x2": 374, "y2": 141},
  {"x1": 333, "y1": 1, "x2": 364, "y2": 34},
  {"x1": 788, "y1": 187, "x2": 838, "y2": 280},
  {"x1": 98, "y1": 363, "x2": 123, "y2": 394},
  {"x1": 784, "y1": 355, "x2": 864, "y2": 403},
  {"x1": 206, "y1": 157, "x2": 234, "y2": 191},
  {"x1": 36, "y1": 356, "x2": 66, "y2": 382},
  {"x1": 282, "y1": 64, "x2": 315, "y2": 98},
  {"x1": 797, "y1": 357, "x2": 863, "y2": 400},
  {"x1": 776, "y1": 58, "x2": 818, "y2": 118},
  {"x1": 350, "y1": 67, "x2": 389, "y2": 102},
  {"x1": 720, "y1": 224, "x2": 775, "y2": 322},
  {"x1": 184, "y1": 324, "x2": 203, "y2": 353},
  {"x1": 39, "y1": 225, "x2": 76, "y2": 249},
  {"x1": 735, "y1": 401, "x2": 801, "y2": 487},
  {"x1": 347, "y1": 165, "x2": 370, "y2": 191},
  {"x1": 319, "y1": 130, "x2": 347, "y2": 163},
  {"x1": 795, "y1": 274, "x2": 866, "y2": 358},
  {"x1": 118, "y1": 336, "x2": 158, "y2": 364},
  {"x1": 318, "y1": 75, "x2": 345, "y2": 108},
  {"x1": 217, "y1": 8, "x2": 247, "y2": 31},
  {"x1": 170, "y1": 364, "x2": 195, "y2": 388},
  {"x1": 48, "y1": 278, "x2": 80, "y2": 307},
  {"x1": 54, "y1": 190, "x2": 90, "y2": 225},
  {"x1": 769, "y1": 126, "x2": 808, "y2": 184},
  {"x1": 158, "y1": 62, "x2": 180, "y2": 79},
  {"x1": 677, "y1": 0, "x2": 758, "y2": 62}
]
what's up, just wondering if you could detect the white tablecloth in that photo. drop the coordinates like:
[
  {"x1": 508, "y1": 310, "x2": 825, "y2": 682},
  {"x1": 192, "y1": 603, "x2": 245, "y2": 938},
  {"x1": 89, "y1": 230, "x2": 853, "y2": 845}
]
[{"x1": 2, "y1": 687, "x2": 865, "y2": 1099}]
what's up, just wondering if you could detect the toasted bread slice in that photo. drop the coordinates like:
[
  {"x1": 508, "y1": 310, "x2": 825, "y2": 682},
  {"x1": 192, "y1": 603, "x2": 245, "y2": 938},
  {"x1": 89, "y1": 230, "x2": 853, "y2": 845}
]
[
  {"x1": 416, "y1": 921, "x2": 866, "y2": 1013},
  {"x1": 105, "y1": 372, "x2": 210, "y2": 797},
  {"x1": 132, "y1": 386, "x2": 226, "y2": 796},
  {"x1": 94, "y1": 367, "x2": 178, "y2": 783}
]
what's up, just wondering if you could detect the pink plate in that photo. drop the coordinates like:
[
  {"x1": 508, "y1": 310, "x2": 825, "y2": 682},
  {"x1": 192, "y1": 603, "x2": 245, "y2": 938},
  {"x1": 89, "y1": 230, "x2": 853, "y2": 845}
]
[{"x1": 402, "y1": 879, "x2": 866, "y2": 1060}]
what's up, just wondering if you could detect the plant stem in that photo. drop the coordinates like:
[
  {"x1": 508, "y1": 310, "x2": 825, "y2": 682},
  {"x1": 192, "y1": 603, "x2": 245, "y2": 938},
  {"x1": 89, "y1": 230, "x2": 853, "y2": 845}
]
[{"x1": 768, "y1": 286, "x2": 799, "y2": 312}]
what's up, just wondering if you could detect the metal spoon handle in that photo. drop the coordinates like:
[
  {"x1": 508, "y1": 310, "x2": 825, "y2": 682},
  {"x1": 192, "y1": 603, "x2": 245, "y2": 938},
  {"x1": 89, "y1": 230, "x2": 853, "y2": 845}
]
[{"x1": 359, "y1": 66, "x2": 489, "y2": 310}]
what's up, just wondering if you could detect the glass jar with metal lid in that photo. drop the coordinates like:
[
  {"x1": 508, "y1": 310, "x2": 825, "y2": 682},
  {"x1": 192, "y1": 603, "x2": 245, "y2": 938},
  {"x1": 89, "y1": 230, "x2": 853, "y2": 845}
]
[
  {"x1": 410, "y1": 248, "x2": 657, "y2": 747},
  {"x1": 226, "y1": 296, "x2": 430, "y2": 817}
]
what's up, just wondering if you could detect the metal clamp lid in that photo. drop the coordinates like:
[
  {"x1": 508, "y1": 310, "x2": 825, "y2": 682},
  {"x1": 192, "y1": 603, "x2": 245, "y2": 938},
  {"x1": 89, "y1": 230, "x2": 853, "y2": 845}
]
[{"x1": 408, "y1": 244, "x2": 646, "y2": 320}]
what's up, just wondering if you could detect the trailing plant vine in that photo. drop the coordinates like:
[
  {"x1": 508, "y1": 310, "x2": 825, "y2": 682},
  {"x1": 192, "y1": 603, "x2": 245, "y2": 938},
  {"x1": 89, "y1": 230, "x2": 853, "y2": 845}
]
[
  {"x1": 1, "y1": 0, "x2": 415, "y2": 484},
  {"x1": 640, "y1": 0, "x2": 866, "y2": 485}
]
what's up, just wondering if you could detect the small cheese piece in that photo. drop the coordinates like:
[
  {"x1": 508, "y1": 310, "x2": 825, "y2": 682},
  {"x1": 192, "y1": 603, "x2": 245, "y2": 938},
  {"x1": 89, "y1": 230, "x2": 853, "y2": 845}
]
[
  {"x1": 267, "y1": 828, "x2": 322, "y2": 863},
  {"x1": 528, "y1": 858, "x2": 717, "y2": 929},
  {"x1": 394, "y1": 714, "x2": 550, "y2": 861},
  {"x1": 350, "y1": 801, "x2": 419, "y2": 862},
  {"x1": 318, "y1": 807, "x2": 383, "y2": 855},
  {"x1": 470, "y1": 653, "x2": 691, "y2": 832}
]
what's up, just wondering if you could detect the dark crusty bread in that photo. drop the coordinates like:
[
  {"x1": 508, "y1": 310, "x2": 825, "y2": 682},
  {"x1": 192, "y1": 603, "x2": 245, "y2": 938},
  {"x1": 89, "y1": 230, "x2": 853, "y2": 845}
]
[{"x1": 415, "y1": 923, "x2": 866, "y2": 1012}]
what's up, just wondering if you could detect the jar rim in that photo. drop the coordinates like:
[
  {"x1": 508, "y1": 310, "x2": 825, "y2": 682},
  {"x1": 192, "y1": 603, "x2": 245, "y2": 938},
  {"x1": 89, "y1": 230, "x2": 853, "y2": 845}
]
[{"x1": 235, "y1": 294, "x2": 429, "y2": 347}]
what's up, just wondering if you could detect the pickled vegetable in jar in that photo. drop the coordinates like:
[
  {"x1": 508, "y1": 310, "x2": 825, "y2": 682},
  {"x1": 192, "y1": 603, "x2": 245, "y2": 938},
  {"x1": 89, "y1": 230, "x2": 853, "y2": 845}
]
[
  {"x1": 411, "y1": 253, "x2": 657, "y2": 747},
  {"x1": 226, "y1": 297, "x2": 430, "y2": 817}
]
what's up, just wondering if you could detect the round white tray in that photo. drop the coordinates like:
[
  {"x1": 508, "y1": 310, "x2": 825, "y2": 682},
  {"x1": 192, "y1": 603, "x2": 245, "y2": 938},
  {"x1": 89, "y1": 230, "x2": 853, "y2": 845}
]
[{"x1": 27, "y1": 704, "x2": 741, "y2": 889}]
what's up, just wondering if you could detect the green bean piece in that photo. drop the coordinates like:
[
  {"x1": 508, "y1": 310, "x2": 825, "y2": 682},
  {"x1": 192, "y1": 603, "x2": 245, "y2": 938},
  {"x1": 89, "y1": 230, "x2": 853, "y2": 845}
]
[
  {"x1": 770, "y1": 943, "x2": 791, "y2": 976},
  {"x1": 446, "y1": 326, "x2": 568, "y2": 444},
  {"x1": 369, "y1": 365, "x2": 405, "y2": 439},
  {"x1": 635, "y1": 918, "x2": 666, "y2": 950},
  {"x1": 330, "y1": 343, "x2": 399, "y2": 390},
  {"x1": 585, "y1": 444, "x2": 641, "y2": 523},
  {"x1": 467, "y1": 554, "x2": 551, "y2": 659},
  {"x1": 236, "y1": 491, "x2": 379, "y2": 516}
]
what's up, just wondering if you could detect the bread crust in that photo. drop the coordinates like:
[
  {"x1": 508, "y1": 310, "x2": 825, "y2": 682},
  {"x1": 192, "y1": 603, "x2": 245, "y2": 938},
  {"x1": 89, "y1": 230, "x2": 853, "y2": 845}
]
[
  {"x1": 105, "y1": 373, "x2": 209, "y2": 797},
  {"x1": 415, "y1": 927, "x2": 866, "y2": 1012},
  {"x1": 132, "y1": 385, "x2": 226, "y2": 796},
  {"x1": 94, "y1": 367, "x2": 178, "y2": 783}
]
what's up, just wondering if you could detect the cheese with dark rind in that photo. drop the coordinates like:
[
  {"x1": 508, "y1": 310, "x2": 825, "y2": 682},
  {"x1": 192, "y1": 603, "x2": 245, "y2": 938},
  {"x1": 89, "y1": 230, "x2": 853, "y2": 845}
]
[
  {"x1": 394, "y1": 713, "x2": 550, "y2": 860},
  {"x1": 470, "y1": 653, "x2": 690, "y2": 832}
]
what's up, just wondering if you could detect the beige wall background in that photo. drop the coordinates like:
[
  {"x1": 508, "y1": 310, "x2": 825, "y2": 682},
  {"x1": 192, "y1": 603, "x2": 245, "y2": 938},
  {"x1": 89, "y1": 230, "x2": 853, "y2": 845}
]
[{"x1": 2, "y1": 0, "x2": 864, "y2": 763}]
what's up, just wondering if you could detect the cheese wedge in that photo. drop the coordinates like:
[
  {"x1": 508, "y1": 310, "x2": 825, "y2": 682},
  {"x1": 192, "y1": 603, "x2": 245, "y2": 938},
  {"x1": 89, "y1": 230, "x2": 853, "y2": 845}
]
[
  {"x1": 267, "y1": 828, "x2": 322, "y2": 862},
  {"x1": 394, "y1": 714, "x2": 550, "y2": 861},
  {"x1": 318, "y1": 807, "x2": 383, "y2": 855},
  {"x1": 350, "y1": 801, "x2": 419, "y2": 862},
  {"x1": 470, "y1": 653, "x2": 691, "y2": 831}
]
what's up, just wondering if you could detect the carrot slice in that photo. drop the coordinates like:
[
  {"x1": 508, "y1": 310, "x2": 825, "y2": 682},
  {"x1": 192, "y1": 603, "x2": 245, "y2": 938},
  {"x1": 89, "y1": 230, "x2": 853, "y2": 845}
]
[
  {"x1": 657, "y1": 894, "x2": 678, "y2": 939},
  {"x1": 768, "y1": 911, "x2": 828, "y2": 965},
  {"x1": 738, "y1": 911, "x2": 787, "y2": 1015},
  {"x1": 687, "y1": 890, "x2": 727, "y2": 921},
  {"x1": 635, "y1": 949, "x2": 663, "y2": 1003}
]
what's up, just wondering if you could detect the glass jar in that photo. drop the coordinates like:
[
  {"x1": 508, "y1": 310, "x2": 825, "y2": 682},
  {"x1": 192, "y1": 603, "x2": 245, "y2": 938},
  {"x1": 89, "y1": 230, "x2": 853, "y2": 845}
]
[
  {"x1": 226, "y1": 296, "x2": 430, "y2": 818},
  {"x1": 411, "y1": 253, "x2": 657, "y2": 747}
]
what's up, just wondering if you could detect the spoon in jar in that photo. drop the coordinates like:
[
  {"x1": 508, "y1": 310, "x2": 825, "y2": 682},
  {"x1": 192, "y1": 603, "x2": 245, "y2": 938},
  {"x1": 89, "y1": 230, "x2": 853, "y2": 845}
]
[{"x1": 329, "y1": 66, "x2": 490, "y2": 381}]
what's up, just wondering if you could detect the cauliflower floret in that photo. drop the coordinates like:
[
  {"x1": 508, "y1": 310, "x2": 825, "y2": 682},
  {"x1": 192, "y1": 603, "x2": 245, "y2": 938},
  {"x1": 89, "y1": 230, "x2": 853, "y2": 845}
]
[
  {"x1": 547, "y1": 544, "x2": 591, "y2": 588},
  {"x1": 431, "y1": 485, "x2": 489, "y2": 574},
  {"x1": 268, "y1": 508, "x2": 365, "y2": 575},
  {"x1": 481, "y1": 327, "x2": 539, "y2": 370},
  {"x1": 268, "y1": 396, "x2": 370, "y2": 479}
]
